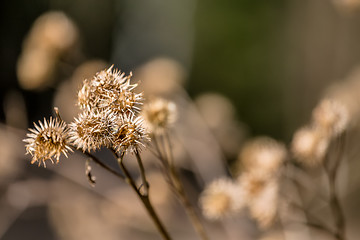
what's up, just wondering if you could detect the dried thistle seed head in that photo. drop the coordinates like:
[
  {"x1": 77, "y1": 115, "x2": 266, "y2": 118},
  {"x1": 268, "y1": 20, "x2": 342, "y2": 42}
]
[
  {"x1": 77, "y1": 66, "x2": 143, "y2": 113},
  {"x1": 238, "y1": 172, "x2": 268, "y2": 199},
  {"x1": 23, "y1": 117, "x2": 72, "y2": 167},
  {"x1": 97, "y1": 84, "x2": 143, "y2": 115},
  {"x1": 239, "y1": 137, "x2": 287, "y2": 176},
  {"x1": 291, "y1": 126, "x2": 329, "y2": 167},
  {"x1": 69, "y1": 110, "x2": 116, "y2": 152},
  {"x1": 113, "y1": 114, "x2": 150, "y2": 153},
  {"x1": 312, "y1": 98, "x2": 349, "y2": 137},
  {"x1": 77, "y1": 79, "x2": 92, "y2": 110},
  {"x1": 199, "y1": 177, "x2": 245, "y2": 220},
  {"x1": 248, "y1": 180, "x2": 279, "y2": 229},
  {"x1": 142, "y1": 98, "x2": 177, "y2": 132}
]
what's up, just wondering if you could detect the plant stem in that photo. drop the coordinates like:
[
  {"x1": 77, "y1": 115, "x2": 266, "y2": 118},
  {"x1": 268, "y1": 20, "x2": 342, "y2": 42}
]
[
  {"x1": 324, "y1": 134, "x2": 347, "y2": 240},
  {"x1": 153, "y1": 134, "x2": 209, "y2": 240},
  {"x1": 112, "y1": 149, "x2": 172, "y2": 240},
  {"x1": 79, "y1": 149, "x2": 125, "y2": 180},
  {"x1": 135, "y1": 150, "x2": 149, "y2": 196},
  {"x1": 327, "y1": 172, "x2": 346, "y2": 240},
  {"x1": 169, "y1": 165, "x2": 209, "y2": 240}
]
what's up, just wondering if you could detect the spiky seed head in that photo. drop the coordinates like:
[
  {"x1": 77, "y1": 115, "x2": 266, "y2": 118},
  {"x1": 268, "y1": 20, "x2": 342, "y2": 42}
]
[
  {"x1": 291, "y1": 126, "x2": 329, "y2": 167},
  {"x1": 312, "y1": 98, "x2": 349, "y2": 137},
  {"x1": 23, "y1": 117, "x2": 72, "y2": 167},
  {"x1": 68, "y1": 110, "x2": 116, "y2": 152},
  {"x1": 77, "y1": 66, "x2": 143, "y2": 114},
  {"x1": 142, "y1": 98, "x2": 177, "y2": 133},
  {"x1": 239, "y1": 137, "x2": 287, "y2": 177},
  {"x1": 113, "y1": 113, "x2": 150, "y2": 154},
  {"x1": 199, "y1": 177, "x2": 245, "y2": 220}
]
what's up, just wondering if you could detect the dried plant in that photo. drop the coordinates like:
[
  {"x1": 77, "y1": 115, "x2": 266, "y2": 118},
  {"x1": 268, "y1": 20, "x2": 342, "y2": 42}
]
[
  {"x1": 24, "y1": 66, "x2": 172, "y2": 240},
  {"x1": 23, "y1": 62, "x2": 360, "y2": 240},
  {"x1": 24, "y1": 117, "x2": 72, "y2": 167},
  {"x1": 197, "y1": 77, "x2": 357, "y2": 240}
]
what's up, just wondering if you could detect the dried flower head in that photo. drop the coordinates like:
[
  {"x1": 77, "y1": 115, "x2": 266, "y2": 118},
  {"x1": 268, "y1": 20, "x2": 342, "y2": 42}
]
[
  {"x1": 248, "y1": 180, "x2": 279, "y2": 229},
  {"x1": 142, "y1": 98, "x2": 177, "y2": 132},
  {"x1": 238, "y1": 172, "x2": 268, "y2": 199},
  {"x1": 291, "y1": 126, "x2": 329, "y2": 167},
  {"x1": 78, "y1": 66, "x2": 143, "y2": 114},
  {"x1": 199, "y1": 177, "x2": 244, "y2": 220},
  {"x1": 312, "y1": 98, "x2": 349, "y2": 137},
  {"x1": 24, "y1": 117, "x2": 72, "y2": 167},
  {"x1": 68, "y1": 110, "x2": 116, "y2": 152},
  {"x1": 239, "y1": 137, "x2": 287, "y2": 176},
  {"x1": 113, "y1": 113, "x2": 150, "y2": 153}
]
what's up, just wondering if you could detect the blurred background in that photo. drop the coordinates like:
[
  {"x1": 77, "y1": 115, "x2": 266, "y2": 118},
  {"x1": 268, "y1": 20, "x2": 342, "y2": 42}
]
[{"x1": 2, "y1": 0, "x2": 360, "y2": 239}]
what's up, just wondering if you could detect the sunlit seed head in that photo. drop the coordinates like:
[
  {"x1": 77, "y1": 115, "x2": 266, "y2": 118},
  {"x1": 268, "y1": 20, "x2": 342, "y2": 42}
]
[
  {"x1": 77, "y1": 66, "x2": 143, "y2": 113},
  {"x1": 77, "y1": 79, "x2": 92, "y2": 110},
  {"x1": 238, "y1": 137, "x2": 287, "y2": 176},
  {"x1": 113, "y1": 113, "x2": 150, "y2": 154},
  {"x1": 98, "y1": 88, "x2": 143, "y2": 115},
  {"x1": 312, "y1": 98, "x2": 349, "y2": 137},
  {"x1": 68, "y1": 110, "x2": 116, "y2": 152},
  {"x1": 199, "y1": 177, "x2": 245, "y2": 220},
  {"x1": 291, "y1": 126, "x2": 329, "y2": 167},
  {"x1": 142, "y1": 98, "x2": 177, "y2": 133},
  {"x1": 23, "y1": 117, "x2": 72, "y2": 167}
]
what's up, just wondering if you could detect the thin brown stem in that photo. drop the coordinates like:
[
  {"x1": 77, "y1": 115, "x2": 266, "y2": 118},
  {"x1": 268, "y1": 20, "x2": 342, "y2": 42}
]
[
  {"x1": 169, "y1": 165, "x2": 209, "y2": 240},
  {"x1": 153, "y1": 133, "x2": 209, "y2": 240},
  {"x1": 111, "y1": 149, "x2": 172, "y2": 240},
  {"x1": 164, "y1": 131, "x2": 175, "y2": 166},
  {"x1": 77, "y1": 149, "x2": 125, "y2": 180},
  {"x1": 135, "y1": 150, "x2": 149, "y2": 196},
  {"x1": 152, "y1": 134, "x2": 168, "y2": 166},
  {"x1": 284, "y1": 160, "x2": 334, "y2": 238}
]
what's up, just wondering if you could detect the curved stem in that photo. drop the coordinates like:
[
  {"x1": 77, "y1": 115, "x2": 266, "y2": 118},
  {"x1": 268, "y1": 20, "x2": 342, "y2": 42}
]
[
  {"x1": 135, "y1": 150, "x2": 149, "y2": 196},
  {"x1": 153, "y1": 134, "x2": 209, "y2": 240},
  {"x1": 111, "y1": 149, "x2": 172, "y2": 240},
  {"x1": 169, "y1": 165, "x2": 209, "y2": 240}
]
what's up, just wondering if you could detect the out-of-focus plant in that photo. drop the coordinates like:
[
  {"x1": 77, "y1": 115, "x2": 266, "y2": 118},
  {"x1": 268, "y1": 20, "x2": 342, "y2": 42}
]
[{"x1": 198, "y1": 67, "x2": 360, "y2": 240}]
